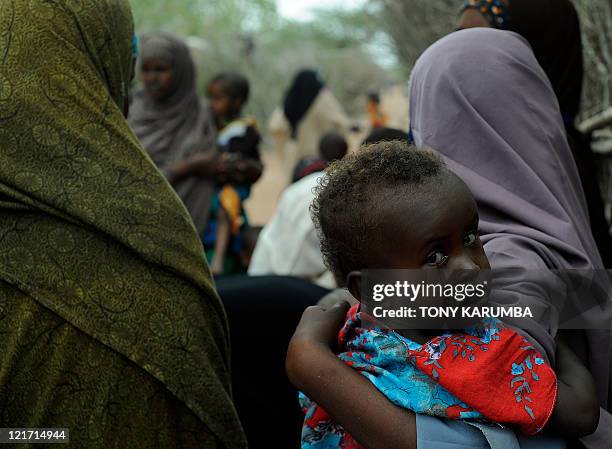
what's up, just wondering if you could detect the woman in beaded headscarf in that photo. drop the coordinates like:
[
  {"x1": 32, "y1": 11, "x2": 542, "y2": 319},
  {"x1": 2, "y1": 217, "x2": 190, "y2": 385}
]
[{"x1": 0, "y1": 1, "x2": 246, "y2": 447}]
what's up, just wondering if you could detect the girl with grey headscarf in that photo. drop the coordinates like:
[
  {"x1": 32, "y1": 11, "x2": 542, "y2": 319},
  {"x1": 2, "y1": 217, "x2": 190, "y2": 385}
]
[{"x1": 129, "y1": 33, "x2": 218, "y2": 235}]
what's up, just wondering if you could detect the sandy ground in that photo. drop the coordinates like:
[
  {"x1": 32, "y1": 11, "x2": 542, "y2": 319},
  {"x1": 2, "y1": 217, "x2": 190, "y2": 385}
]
[
  {"x1": 243, "y1": 148, "x2": 286, "y2": 226},
  {"x1": 244, "y1": 84, "x2": 409, "y2": 226}
]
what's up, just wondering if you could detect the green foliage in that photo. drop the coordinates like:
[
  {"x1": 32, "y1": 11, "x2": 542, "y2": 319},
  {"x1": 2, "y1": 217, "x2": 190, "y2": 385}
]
[{"x1": 375, "y1": 0, "x2": 612, "y2": 120}]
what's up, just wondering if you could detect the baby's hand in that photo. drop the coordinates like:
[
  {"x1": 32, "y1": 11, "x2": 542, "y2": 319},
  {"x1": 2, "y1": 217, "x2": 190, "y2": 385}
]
[
  {"x1": 286, "y1": 302, "x2": 351, "y2": 391},
  {"x1": 289, "y1": 302, "x2": 351, "y2": 353},
  {"x1": 318, "y1": 289, "x2": 358, "y2": 309},
  {"x1": 547, "y1": 334, "x2": 599, "y2": 437}
]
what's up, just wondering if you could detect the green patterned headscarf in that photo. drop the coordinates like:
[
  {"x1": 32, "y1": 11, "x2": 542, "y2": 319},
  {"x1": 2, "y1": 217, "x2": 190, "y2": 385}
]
[{"x1": 0, "y1": 1, "x2": 246, "y2": 447}]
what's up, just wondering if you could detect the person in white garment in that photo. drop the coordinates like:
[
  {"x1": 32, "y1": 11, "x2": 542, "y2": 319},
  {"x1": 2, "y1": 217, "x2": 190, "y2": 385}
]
[{"x1": 248, "y1": 132, "x2": 348, "y2": 287}]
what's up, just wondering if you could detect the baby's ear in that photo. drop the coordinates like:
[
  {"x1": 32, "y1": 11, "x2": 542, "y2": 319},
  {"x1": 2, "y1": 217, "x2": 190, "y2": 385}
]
[{"x1": 346, "y1": 271, "x2": 363, "y2": 302}]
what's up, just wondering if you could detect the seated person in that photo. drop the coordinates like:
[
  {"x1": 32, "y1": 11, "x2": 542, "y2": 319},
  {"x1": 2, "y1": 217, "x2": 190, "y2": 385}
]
[
  {"x1": 297, "y1": 141, "x2": 599, "y2": 448},
  {"x1": 203, "y1": 71, "x2": 263, "y2": 275},
  {"x1": 248, "y1": 132, "x2": 348, "y2": 288},
  {"x1": 292, "y1": 131, "x2": 348, "y2": 183}
]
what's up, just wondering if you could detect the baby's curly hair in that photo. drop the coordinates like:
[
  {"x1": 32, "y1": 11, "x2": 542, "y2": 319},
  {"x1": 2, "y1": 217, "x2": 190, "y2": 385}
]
[{"x1": 310, "y1": 140, "x2": 446, "y2": 286}]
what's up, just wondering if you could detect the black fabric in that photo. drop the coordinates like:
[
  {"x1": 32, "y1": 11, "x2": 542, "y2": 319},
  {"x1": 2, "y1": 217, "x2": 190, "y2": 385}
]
[
  {"x1": 504, "y1": 0, "x2": 583, "y2": 120},
  {"x1": 566, "y1": 128, "x2": 612, "y2": 267},
  {"x1": 283, "y1": 70, "x2": 324, "y2": 139},
  {"x1": 225, "y1": 124, "x2": 262, "y2": 161},
  {"x1": 501, "y1": 0, "x2": 611, "y2": 266},
  {"x1": 362, "y1": 127, "x2": 409, "y2": 145},
  {"x1": 217, "y1": 275, "x2": 330, "y2": 449}
]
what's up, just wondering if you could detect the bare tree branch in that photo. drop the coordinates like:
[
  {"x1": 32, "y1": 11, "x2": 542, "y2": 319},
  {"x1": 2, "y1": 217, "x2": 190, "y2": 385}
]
[{"x1": 375, "y1": 0, "x2": 612, "y2": 122}]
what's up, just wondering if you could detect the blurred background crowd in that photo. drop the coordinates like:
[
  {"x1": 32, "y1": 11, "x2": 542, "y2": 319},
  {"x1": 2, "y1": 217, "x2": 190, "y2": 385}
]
[{"x1": 130, "y1": 0, "x2": 612, "y2": 231}]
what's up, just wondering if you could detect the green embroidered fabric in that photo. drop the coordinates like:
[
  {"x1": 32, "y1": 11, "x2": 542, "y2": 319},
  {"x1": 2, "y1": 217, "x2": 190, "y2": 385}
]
[{"x1": 0, "y1": 1, "x2": 246, "y2": 447}]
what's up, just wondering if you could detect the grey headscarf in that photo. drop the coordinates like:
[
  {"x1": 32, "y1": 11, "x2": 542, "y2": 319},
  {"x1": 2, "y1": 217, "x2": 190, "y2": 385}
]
[
  {"x1": 409, "y1": 29, "x2": 611, "y2": 414},
  {"x1": 129, "y1": 32, "x2": 217, "y2": 234}
]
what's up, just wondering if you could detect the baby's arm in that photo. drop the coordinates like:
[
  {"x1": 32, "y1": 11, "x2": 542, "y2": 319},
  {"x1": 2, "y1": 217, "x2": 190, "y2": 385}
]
[
  {"x1": 287, "y1": 304, "x2": 417, "y2": 449},
  {"x1": 546, "y1": 335, "x2": 599, "y2": 438}
]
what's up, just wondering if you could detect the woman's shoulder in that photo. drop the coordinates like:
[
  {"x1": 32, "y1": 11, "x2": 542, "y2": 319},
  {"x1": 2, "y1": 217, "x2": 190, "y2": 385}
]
[{"x1": 483, "y1": 234, "x2": 555, "y2": 269}]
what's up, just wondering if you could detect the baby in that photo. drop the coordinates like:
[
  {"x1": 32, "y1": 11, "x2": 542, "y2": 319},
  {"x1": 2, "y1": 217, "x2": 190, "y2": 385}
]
[{"x1": 299, "y1": 141, "x2": 599, "y2": 448}]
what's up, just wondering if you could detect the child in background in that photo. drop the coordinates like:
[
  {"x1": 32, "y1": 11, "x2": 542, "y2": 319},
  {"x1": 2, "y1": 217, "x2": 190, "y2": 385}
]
[
  {"x1": 291, "y1": 131, "x2": 348, "y2": 183},
  {"x1": 298, "y1": 141, "x2": 599, "y2": 448},
  {"x1": 204, "y1": 72, "x2": 262, "y2": 275}
]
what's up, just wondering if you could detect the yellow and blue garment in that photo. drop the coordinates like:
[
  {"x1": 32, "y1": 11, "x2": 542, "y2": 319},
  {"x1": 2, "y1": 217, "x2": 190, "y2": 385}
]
[{"x1": 203, "y1": 118, "x2": 258, "y2": 259}]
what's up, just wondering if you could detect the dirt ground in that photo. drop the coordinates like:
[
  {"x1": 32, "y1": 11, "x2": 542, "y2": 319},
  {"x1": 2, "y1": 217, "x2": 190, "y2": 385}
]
[
  {"x1": 244, "y1": 84, "x2": 409, "y2": 226},
  {"x1": 243, "y1": 148, "x2": 286, "y2": 226}
]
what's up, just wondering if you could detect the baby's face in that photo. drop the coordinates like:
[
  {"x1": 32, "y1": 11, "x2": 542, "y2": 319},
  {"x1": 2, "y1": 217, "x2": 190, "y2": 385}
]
[{"x1": 367, "y1": 174, "x2": 490, "y2": 271}]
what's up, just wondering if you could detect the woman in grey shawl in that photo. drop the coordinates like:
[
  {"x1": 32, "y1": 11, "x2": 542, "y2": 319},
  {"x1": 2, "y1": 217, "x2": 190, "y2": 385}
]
[
  {"x1": 129, "y1": 33, "x2": 218, "y2": 235},
  {"x1": 285, "y1": 28, "x2": 610, "y2": 449},
  {"x1": 409, "y1": 28, "x2": 611, "y2": 447}
]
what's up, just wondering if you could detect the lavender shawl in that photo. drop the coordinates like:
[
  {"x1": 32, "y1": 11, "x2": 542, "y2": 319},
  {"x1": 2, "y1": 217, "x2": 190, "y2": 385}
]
[{"x1": 409, "y1": 29, "x2": 611, "y2": 414}]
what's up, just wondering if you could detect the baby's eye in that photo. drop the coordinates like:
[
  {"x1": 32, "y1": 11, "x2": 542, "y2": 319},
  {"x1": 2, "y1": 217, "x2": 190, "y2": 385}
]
[
  {"x1": 464, "y1": 231, "x2": 479, "y2": 247},
  {"x1": 426, "y1": 250, "x2": 449, "y2": 267}
]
